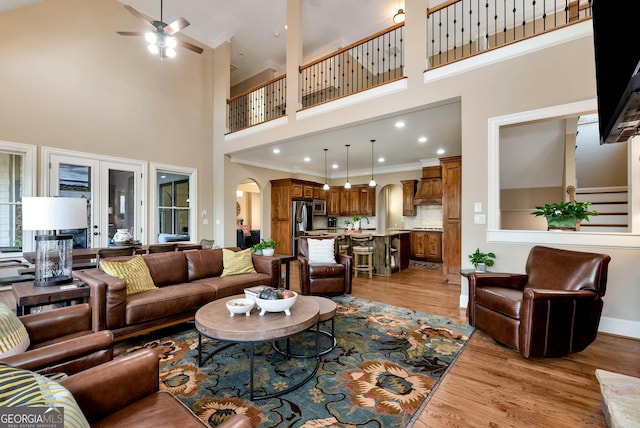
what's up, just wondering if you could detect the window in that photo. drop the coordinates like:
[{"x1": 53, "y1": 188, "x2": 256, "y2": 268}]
[
  {"x1": 151, "y1": 163, "x2": 197, "y2": 244},
  {"x1": 0, "y1": 141, "x2": 36, "y2": 254},
  {"x1": 488, "y1": 99, "x2": 640, "y2": 248}
]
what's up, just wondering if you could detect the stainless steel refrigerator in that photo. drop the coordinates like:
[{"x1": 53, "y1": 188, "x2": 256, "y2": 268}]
[{"x1": 292, "y1": 200, "x2": 313, "y2": 256}]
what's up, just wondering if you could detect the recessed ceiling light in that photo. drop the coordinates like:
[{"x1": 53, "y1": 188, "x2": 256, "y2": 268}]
[
  {"x1": 418, "y1": 136, "x2": 427, "y2": 143},
  {"x1": 273, "y1": 148, "x2": 280, "y2": 154},
  {"x1": 303, "y1": 156, "x2": 310, "y2": 162},
  {"x1": 378, "y1": 157, "x2": 385, "y2": 163},
  {"x1": 395, "y1": 121, "x2": 405, "y2": 128},
  {"x1": 332, "y1": 163, "x2": 338, "y2": 169},
  {"x1": 437, "y1": 148, "x2": 445, "y2": 155}
]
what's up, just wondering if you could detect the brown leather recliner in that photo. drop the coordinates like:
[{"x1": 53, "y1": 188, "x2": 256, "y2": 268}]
[
  {"x1": 60, "y1": 349, "x2": 251, "y2": 428},
  {"x1": 468, "y1": 245, "x2": 611, "y2": 358},
  {"x1": 298, "y1": 236, "x2": 352, "y2": 296},
  {"x1": 2, "y1": 303, "x2": 113, "y2": 375}
]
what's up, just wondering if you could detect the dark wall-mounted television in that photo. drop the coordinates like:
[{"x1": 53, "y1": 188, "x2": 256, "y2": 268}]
[{"x1": 591, "y1": 0, "x2": 640, "y2": 144}]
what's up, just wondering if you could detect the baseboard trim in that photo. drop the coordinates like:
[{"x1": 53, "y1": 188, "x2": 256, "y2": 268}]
[{"x1": 599, "y1": 316, "x2": 640, "y2": 340}]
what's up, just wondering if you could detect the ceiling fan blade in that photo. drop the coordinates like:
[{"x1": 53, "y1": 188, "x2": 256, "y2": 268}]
[
  {"x1": 164, "y1": 17, "x2": 190, "y2": 35},
  {"x1": 117, "y1": 31, "x2": 146, "y2": 36},
  {"x1": 123, "y1": 4, "x2": 156, "y2": 30},
  {"x1": 177, "y1": 39, "x2": 204, "y2": 54}
]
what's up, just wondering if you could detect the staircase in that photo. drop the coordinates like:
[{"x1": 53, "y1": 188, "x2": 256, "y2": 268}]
[{"x1": 575, "y1": 187, "x2": 629, "y2": 232}]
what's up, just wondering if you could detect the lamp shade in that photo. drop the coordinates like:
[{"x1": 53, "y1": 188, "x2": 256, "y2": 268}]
[{"x1": 22, "y1": 197, "x2": 87, "y2": 231}]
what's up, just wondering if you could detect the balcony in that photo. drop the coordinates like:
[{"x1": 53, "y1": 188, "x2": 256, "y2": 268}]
[{"x1": 227, "y1": 0, "x2": 592, "y2": 134}]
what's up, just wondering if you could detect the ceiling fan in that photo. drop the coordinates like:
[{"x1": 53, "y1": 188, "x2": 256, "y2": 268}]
[{"x1": 117, "y1": 0, "x2": 204, "y2": 59}]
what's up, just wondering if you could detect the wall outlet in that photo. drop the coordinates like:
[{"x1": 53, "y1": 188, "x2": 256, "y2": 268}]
[{"x1": 474, "y1": 214, "x2": 486, "y2": 224}]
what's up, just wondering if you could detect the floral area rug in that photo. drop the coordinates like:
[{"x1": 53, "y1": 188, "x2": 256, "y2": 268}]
[{"x1": 113, "y1": 296, "x2": 474, "y2": 427}]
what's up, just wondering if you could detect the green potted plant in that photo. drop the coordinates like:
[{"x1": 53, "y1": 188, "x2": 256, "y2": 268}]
[
  {"x1": 344, "y1": 219, "x2": 353, "y2": 231},
  {"x1": 251, "y1": 240, "x2": 264, "y2": 255},
  {"x1": 469, "y1": 248, "x2": 496, "y2": 272},
  {"x1": 352, "y1": 215, "x2": 361, "y2": 230},
  {"x1": 531, "y1": 200, "x2": 598, "y2": 230},
  {"x1": 260, "y1": 238, "x2": 276, "y2": 256}
]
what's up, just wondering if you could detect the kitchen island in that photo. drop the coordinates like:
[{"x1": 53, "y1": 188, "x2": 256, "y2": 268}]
[{"x1": 308, "y1": 229, "x2": 411, "y2": 276}]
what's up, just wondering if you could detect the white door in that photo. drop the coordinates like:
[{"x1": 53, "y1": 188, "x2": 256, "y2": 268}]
[{"x1": 44, "y1": 150, "x2": 145, "y2": 248}]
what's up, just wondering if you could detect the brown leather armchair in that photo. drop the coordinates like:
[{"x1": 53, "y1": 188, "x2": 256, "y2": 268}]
[
  {"x1": 298, "y1": 236, "x2": 352, "y2": 296},
  {"x1": 468, "y1": 245, "x2": 611, "y2": 358},
  {"x1": 60, "y1": 348, "x2": 251, "y2": 428},
  {"x1": 2, "y1": 303, "x2": 113, "y2": 375}
]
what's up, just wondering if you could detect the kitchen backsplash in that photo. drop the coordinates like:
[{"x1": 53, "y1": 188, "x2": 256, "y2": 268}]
[{"x1": 403, "y1": 205, "x2": 443, "y2": 229}]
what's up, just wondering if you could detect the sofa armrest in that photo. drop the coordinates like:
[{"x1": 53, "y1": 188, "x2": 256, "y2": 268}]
[
  {"x1": 74, "y1": 269, "x2": 127, "y2": 332},
  {"x1": 2, "y1": 330, "x2": 113, "y2": 375},
  {"x1": 467, "y1": 273, "x2": 528, "y2": 326},
  {"x1": 337, "y1": 254, "x2": 353, "y2": 294},
  {"x1": 60, "y1": 349, "x2": 159, "y2": 423},
  {"x1": 251, "y1": 254, "x2": 281, "y2": 288},
  {"x1": 468, "y1": 272, "x2": 528, "y2": 290},
  {"x1": 19, "y1": 303, "x2": 93, "y2": 343}
]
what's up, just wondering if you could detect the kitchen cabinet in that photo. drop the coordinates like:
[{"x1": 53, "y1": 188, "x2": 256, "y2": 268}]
[
  {"x1": 410, "y1": 231, "x2": 442, "y2": 262},
  {"x1": 441, "y1": 156, "x2": 462, "y2": 283},
  {"x1": 313, "y1": 186, "x2": 326, "y2": 200},
  {"x1": 401, "y1": 180, "x2": 418, "y2": 216},
  {"x1": 292, "y1": 182, "x2": 314, "y2": 200},
  {"x1": 359, "y1": 186, "x2": 375, "y2": 216},
  {"x1": 328, "y1": 188, "x2": 340, "y2": 215},
  {"x1": 340, "y1": 188, "x2": 361, "y2": 215},
  {"x1": 270, "y1": 178, "x2": 319, "y2": 256},
  {"x1": 338, "y1": 185, "x2": 374, "y2": 216}
]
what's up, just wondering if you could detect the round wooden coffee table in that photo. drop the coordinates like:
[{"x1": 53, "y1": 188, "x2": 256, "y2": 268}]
[{"x1": 195, "y1": 294, "x2": 320, "y2": 400}]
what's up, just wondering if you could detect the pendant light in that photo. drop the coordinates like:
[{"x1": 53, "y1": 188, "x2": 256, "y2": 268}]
[
  {"x1": 323, "y1": 148, "x2": 330, "y2": 190},
  {"x1": 344, "y1": 144, "x2": 351, "y2": 189},
  {"x1": 369, "y1": 139, "x2": 376, "y2": 187}
]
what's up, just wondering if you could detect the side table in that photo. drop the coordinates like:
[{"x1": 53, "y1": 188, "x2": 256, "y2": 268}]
[{"x1": 12, "y1": 280, "x2": 90, "y2": 316}]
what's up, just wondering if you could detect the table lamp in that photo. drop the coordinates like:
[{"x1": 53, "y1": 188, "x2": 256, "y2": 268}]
[{"x1": 22, "y1": 197, "x2": 87, "y2": 287}]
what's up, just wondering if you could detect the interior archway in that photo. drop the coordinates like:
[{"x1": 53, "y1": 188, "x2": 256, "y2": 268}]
[{"x1": 235, "y1": 179, "x2": 261, "y2": 248}]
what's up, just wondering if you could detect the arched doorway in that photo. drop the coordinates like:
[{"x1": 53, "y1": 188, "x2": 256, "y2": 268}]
[{"x1": 235, "y1": 179, "x2": 260, "y2": 248}]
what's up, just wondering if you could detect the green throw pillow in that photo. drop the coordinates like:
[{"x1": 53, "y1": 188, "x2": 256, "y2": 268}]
[
  {"x1": 100, "y1": 255, "x2": 158, "y2": 296},
  {"x1": 0, "y1": 302, "x2": 30, "y2": 357},
  {"x1": 221, "y1": 248, "x2": 257, "y2": 277},
  {"x1": 0, "y1": 362, "x2": 90, "y2": 427}
]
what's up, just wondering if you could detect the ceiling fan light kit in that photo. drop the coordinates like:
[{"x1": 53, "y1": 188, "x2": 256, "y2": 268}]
[{"x1": 117, "y1": 0, "x2": 203, "y2": 60}]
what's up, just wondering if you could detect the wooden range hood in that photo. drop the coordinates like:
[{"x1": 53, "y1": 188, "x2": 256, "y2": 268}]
[{"x1": 413, "y1": 166, "x2": 442, "y2": 205}]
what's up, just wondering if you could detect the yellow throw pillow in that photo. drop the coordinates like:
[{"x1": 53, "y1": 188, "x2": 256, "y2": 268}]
[
  {"x1": 0, "y1": 362, "x2": 90, "y2": 427},
  {"x1": 100, "y1": 255, "x2": 158, "y2": 296},
  {"x1": 0, "y1": 302, "x2": 30, "y2": 357},
  {"x1": 221, "y1": 248, "x2": 257, "y2": 277}
]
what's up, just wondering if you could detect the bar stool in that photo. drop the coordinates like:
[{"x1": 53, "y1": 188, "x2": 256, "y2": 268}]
[{"x1": 351, "y1": 234, "x2": 374, "y2": 278}]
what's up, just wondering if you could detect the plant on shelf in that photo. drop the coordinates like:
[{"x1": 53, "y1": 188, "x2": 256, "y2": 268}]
[
  {"x1": 531, "y1": 200, "x2": 598, "y2": 230},
  {"x1": 469, "y1": 248, "x2": 496, "y2": 272}
]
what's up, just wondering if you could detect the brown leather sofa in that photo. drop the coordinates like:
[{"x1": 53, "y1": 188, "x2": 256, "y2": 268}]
[
  {"x1": 2, "y1": 303, "x2": 113, "y2": 375},
  {"x1": 297, "y1": 236, "x2": 352, "y2": 296},
  {"x1": 74, "y1": 248, "x2": 280, "y2": 339},
  {"x1": 467, "y1": 245, "x2": 611, "y2": 358},
  {"x1": 60, "y1": 348, "x2": 251, "y2": 428}
]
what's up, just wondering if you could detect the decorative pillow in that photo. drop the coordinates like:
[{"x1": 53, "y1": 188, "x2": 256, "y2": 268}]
[
  {"x1": 0, "y1": 362, "x2": 90, "y2": 427},
  {"x1": 100, "y1": 255, "x2": 158, "y2": 296},
  {"x1": 221, "y1": 248, "x2": 257, "y2": 277},
  {"x1": 307, "y1": 238, "x2": 336, "y2": 264},
  {"x1": 0, "y1": 302, "x2": 30, "y2": 357}
]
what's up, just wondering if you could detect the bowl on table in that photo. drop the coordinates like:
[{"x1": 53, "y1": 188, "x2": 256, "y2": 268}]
[
  {"x1": 255, "y1": 291, "x2": 297, "y2": 316},
  {"x1": 226, "y1": 298, "x2": 255, "y2": 317}
]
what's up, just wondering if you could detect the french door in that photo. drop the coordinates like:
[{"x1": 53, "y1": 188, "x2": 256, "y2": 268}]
[{"x1": 43, "y1": 149, "x2": 145, "y2": 248}]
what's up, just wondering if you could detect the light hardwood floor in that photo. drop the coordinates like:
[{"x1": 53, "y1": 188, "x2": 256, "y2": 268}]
[{"x1": 289, "y1": 262, "x2": 640, "y2": 427}]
